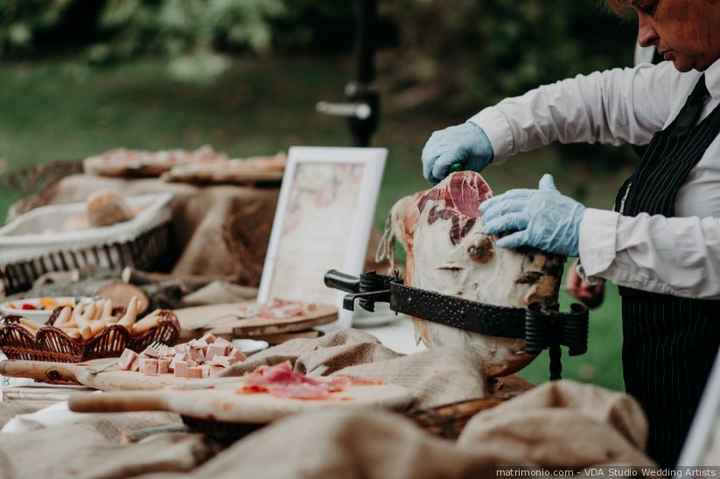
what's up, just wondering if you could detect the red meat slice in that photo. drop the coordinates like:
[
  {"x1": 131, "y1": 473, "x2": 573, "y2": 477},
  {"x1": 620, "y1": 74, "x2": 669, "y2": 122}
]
[
  {"x1": 239, "y1": 362, "x2": 331, "y2": 400},
  {"x1": 239, "y1": 362, "x2": 384, "y2": 400},
  {"x1": 416, "y1": 172, "x2": 494, "y2": 245}
]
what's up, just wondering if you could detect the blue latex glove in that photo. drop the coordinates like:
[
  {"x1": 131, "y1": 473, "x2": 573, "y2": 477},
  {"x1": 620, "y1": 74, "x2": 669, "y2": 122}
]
[
  {"x1": 421, "y1": 122, "x2": 494, "y2": 184},
  {"x1": 479, "y1": 174, "x2": 585, "y2": 257}
]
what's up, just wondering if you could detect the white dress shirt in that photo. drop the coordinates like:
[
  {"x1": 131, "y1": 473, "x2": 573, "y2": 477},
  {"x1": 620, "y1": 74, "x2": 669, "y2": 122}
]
[{"x1": 468, "y1": 58, "x2": 720, "y2": 299}]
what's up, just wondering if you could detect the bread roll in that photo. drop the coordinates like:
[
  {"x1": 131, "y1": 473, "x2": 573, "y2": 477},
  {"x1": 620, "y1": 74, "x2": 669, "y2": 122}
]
[{"x1": 86, "y1": 190, "x2": 134, "y2": 227}]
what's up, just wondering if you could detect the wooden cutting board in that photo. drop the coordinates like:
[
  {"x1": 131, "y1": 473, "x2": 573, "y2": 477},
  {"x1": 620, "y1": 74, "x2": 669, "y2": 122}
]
[
  {"x1": 68, "y1": 381, "x2": 414, "y2": 424},
  {"x1": 174, "y1": 302, "x2": 337, "y2": 339},
  {"x1": 0, "y1": 359, "x2": 238, "y2": 390}
]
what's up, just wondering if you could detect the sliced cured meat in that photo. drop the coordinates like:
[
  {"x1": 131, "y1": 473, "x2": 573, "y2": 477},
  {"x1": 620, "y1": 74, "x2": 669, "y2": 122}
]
[
  {"x1": 239, "y1": 362, "x2": 333, "y2": 400},
  {"x1": 382, "y1": 171, "x2": 564, "y2": 377}
]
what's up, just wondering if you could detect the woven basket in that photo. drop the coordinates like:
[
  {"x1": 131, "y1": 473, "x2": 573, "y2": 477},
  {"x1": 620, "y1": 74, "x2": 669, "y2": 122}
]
[
  {"x1": 0, "y1": 193, "x2": 173, "y2": 295},
  {"x1": 0, "y1": 308, "x2": 180, "y2": 363}
]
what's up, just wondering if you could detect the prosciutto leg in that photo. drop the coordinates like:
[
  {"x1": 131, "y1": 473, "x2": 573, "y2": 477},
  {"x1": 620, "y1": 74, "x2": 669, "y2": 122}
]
[{"x1": 381, "y1": 172, "x2": 564, "y2": 377}]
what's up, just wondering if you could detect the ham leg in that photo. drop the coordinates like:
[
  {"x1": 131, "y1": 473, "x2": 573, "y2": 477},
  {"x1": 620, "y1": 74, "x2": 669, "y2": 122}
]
[{"x1": 381, "y1": 172, "x2": 564, "y2": 377}]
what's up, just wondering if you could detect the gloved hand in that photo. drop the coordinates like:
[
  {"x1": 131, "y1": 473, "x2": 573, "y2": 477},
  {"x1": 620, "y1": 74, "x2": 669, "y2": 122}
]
[
  {"x1": 421, "y1": 122, "x2": 494, "y2": 184},
  {"x1": 479, "y1": 174, "x2": 585, "y2": 257}
]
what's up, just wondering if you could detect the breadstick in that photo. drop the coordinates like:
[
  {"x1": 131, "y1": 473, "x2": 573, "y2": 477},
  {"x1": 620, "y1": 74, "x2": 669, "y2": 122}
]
[
  {"x1": 79, "y1": 325, "x2": 93, "y2": 341},
  {"x1": 99, "y1": 299, "x2": 114, "y2": 321},
  {"x1": 59, "y1": 327, "x2": 81, "y2": 339},
  {"x1": 118, "y1": 297, "x2": 139, "y2": 330},
  {"x1": 90, "y1": 300, "x2": 106, "y2": 321},
  {"x1": 132, "y1": 313, "x2": 161, "y2": 335},
  {"x1": 71, "y1": 303, "x2": 85, "y2": 327},
  {"x1": 18, "y1": 318, "x2": 40, "y2": 332},
  {"x1": 54, "y1": 306, "x2": 73, "y2": 328},
  {"x1": 75, "y1": 303, "x2": 95, "y2": 332}
]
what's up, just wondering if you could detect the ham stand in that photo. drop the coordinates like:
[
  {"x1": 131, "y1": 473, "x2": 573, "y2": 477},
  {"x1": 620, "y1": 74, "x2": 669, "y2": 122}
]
[{"x1": 325, "y1": 270, "x2": 590, "y2": 381}]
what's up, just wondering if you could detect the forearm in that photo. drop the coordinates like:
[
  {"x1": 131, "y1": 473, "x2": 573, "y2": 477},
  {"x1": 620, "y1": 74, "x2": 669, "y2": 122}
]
[
  {"x1": 470, "y1": 64, "x2": 674, "y2": 161},
  {"x1": 579, "y1": 209, "x2": 720, "y2": 299}
]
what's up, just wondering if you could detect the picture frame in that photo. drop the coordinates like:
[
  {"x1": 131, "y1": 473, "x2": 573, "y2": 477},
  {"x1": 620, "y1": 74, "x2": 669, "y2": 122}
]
[
  {"x1": 257, "y1": 146, "x2": 387, "y2": 329},
  {"x1": 678, "y1": 350, "x2": 720, "y2": 466}
]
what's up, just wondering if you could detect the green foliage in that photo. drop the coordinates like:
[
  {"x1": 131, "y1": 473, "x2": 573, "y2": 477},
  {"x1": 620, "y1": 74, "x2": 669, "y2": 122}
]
[
  {"x1": 0, "y1": 0, "x2": 287, "y2": 68},
  {"x1": 0, "y1": 0, "x2": 75, "y2": 56},
  {"x1": 379, "y1": 0, "x2": 636, "y2": 110}
]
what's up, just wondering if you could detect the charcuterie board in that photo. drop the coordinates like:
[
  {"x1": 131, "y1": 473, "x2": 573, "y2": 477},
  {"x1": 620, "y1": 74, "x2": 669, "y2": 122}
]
[
  {"x1": 68, "y1": 381, "x2": 414, "y2": 424},
  {"x1": 174, "y1": 301, "x2": 337, "y2": 340}
]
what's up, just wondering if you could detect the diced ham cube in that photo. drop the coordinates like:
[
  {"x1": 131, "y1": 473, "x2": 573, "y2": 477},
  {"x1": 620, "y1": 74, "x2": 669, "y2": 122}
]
[
  {"x1": 130, "y1": 355, "x2": 141, "y2": 372},
  {"x1": 202, "y1": 364, "x2": 224, "y2": 378},
  {"x1": 142, "y1": 345, "x2": 163, "y2": 358},
  {"x1": 205, "y1": 343, "x2": 228, "y2": 362},
  {"x1": 208, "y1": 355, "x2": 232, "y2": 368},
  {"x1": 174, "y1": 360, "x2": 189, "y2": 378},
  {"x1": 158, "y1": 358, "x2": 171, "y2": 374},
  {"x1": 189, "y1": 347, "x2": 205, "y2": 363},
  {"x1": 228, "y1": 348, "x2": 247, "y2": 363},
  {"x1": 118, "y1": 349, "x2": 138, "y2": 371},
  {"x1": 140, "y1": 358, "x2": 159, "y2": 376},
  {"x1": 189, "y1": 339, "x2": 208, "y2": 350},
  {"x1": 187, "y1": 366, "x2": 203, "y2": 378}
]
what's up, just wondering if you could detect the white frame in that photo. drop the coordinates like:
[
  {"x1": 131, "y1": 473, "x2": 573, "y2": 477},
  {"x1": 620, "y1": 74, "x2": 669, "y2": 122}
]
[
  {"x1": 258, "y1": 146, "x2": 387, "y2": 329},
  {"x1": 678, "y1": 349, "x2": 720, "y2": 466}
]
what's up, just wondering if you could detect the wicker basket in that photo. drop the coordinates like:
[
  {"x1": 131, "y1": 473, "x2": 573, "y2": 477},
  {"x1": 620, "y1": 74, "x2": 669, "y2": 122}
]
[
  {"x1": 0, "y1": 193, "x2": 173, "y2": 295},
  {"x1": 0, "y1": 308, "x2": 180, "y2": 363}
]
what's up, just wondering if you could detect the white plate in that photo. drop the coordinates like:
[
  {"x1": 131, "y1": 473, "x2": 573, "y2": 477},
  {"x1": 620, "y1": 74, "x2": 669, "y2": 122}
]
[
  {"x1": 351, "y1": 303, "x2": 400, "y2": 328},
  {"x1": 232, "y1": 339, "x2": 270, "y2": 355},
  {"x1": 0, "y1": 297, "x2": 85, "y2": 325}
]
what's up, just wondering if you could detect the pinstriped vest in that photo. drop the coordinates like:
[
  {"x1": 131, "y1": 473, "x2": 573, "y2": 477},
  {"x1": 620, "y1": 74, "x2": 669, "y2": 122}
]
[{"x1": 615, "y1": 75, "x2": 720, "y2": 467}]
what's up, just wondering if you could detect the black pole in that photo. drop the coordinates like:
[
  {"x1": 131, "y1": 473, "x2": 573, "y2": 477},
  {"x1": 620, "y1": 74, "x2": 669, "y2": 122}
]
[
  {"x1": 346, "y1": 0, "x2": 380, "y2": 147},
  {"x1": 355, "y1": 0, "x2": 376, "y2": 84}
]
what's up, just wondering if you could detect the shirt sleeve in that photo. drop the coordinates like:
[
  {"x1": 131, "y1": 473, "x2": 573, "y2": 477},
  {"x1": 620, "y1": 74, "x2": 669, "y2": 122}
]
[
  {"x1": 579, "y1": 208, "x2": 720, "y2": 299},
  {"x1": 469, "y1": 63, "x2": 680, "y2": 161}
]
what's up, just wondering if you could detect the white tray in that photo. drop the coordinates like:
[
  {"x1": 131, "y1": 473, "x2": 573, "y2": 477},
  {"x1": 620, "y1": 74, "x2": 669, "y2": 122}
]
[
  {"x1": 0, "y1": 193, "x2": 172, "y2": 264},
  {"x1": 0, "y1": 193, "x2": 173, "y2": 294}
]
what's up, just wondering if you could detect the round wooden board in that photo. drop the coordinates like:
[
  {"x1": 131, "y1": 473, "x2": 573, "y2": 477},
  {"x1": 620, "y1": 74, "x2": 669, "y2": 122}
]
[
  {"x1": 173, "y1": 302, "x2": 338, "y2": 339},
  {"x1": 231, "y1": 304, "x2": 337, "y2": 337},
  {"x1": 69, "y1": 382, "x2": 414, "y2": 424}
]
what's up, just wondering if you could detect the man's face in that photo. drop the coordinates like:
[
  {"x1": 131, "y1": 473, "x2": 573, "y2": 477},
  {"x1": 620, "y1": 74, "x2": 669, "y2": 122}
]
[{"x1": 633, "y1": 0, "x2": 720, "y2": 71}]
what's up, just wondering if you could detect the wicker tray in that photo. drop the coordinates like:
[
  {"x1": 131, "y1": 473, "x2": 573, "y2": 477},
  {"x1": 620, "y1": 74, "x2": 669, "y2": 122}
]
[
  {"x1": 0, "y1": 308, "x2": 180, "y2": 363},
  {"x1": 0, "y1": 193, "x2": 173, "y2": 295}
]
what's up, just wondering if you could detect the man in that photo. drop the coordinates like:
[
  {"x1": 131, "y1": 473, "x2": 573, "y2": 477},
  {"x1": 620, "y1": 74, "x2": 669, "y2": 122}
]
[{"x1": 421, "y1": 0, "x2": 720, "y2": 467}]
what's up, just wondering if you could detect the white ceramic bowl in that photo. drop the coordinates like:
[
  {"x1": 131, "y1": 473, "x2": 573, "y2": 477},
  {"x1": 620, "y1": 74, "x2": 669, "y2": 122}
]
[{"x1": 231, "y1": 339, "x2": 270, "y2": 355}]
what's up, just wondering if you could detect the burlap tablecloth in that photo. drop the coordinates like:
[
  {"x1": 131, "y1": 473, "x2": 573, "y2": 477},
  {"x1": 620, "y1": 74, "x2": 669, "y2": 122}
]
[{"x1": 0, "y1": 330, "x2": 654, "y2": 478}]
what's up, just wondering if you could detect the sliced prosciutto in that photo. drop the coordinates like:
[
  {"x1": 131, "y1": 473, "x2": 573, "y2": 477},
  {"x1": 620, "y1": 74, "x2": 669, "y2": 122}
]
[
  {"x1": 382, "y1": 171, "x2": 564, "y2": 377},
  {"x1": 239, "y1": 362, "x2": 384, "y2": 400}
]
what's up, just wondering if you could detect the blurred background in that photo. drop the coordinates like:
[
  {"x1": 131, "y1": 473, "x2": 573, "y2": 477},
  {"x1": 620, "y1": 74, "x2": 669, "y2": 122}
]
[{"x1": 0, "y1": 0, "x2": 641, "y2": 389}]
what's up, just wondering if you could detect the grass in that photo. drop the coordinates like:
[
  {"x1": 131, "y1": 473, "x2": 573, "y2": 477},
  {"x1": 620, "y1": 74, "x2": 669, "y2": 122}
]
[{"x1": 0, "y1": 56, "x2": 635, "y2": 390}]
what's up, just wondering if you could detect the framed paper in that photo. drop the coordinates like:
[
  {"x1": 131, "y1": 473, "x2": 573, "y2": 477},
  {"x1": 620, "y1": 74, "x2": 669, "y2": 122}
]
[
  {"x1": 258, "y1": 146, "x2": 387, "y2": 329},
  {"x1": 678, "y1": 350, "x2": 720, "y2": 466}
]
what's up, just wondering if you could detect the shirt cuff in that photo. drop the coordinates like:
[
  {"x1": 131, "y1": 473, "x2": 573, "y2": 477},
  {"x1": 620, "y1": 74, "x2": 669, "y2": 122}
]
[
  {"x1": 468, "y1": 108, "x2": 515, "y2": 161},
  {"x1": 578, "y1": 208, "x2": 620, "y2": 277}
]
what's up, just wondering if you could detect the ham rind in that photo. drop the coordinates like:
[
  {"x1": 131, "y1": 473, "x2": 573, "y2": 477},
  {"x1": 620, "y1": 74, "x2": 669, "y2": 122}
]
[{"x1": 384, "y1": 171, "x2": 564, "y2": 377}]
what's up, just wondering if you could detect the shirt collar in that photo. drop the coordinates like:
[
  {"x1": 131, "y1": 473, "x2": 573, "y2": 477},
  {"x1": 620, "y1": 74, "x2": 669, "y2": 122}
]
[{"x1": 705, "y1": 57, "x2": 720, "y2": 100}]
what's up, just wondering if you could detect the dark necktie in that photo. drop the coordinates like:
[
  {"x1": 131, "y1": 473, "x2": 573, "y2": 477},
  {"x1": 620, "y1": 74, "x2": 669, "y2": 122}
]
[{"x1": 673, "y1": 74, "x2": 710, "y2": 136}]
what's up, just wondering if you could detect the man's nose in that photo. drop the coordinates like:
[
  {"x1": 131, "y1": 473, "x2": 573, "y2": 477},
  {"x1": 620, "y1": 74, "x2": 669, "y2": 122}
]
[{"x1": 637, "y1": 14, "x2": 659, "y2": 47}]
